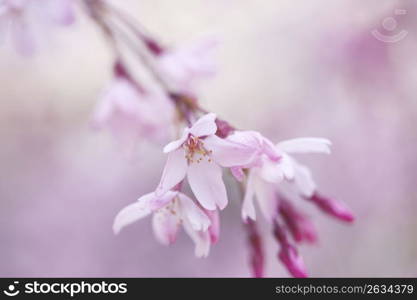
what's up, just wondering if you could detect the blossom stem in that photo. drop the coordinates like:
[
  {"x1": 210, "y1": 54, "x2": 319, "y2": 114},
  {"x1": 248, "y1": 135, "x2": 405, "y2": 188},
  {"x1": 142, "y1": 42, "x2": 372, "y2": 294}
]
[
  {"x1": 84, "y1": 1, "x2": 238, "y2": 136},
  {"x1": 104, "y1": 0, "x2": 165, "y2": 55}
]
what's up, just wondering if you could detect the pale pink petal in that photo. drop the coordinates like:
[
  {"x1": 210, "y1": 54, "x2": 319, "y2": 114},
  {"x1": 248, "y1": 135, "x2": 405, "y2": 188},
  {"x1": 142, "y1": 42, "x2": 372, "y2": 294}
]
[
  {"x1": 152, "y1": 206, "x2": 180, "y2": 245},
  {"x1": 206, "y1": 210, "x2": 220, "y2": 244},
  {"x1": 225, "y1": 130, "x2": 280, "y2": 165},
  {"x1": 91, "y1": 79, "x2": 138, "y2": 128},
  {"x1": 280, "y1": 154, "x2": 295, "y2": 180},
  {"x1": 227, "y1": 130, "x2": 261, "y2": 146},
  {"x1": 277, "y1": 138, "x2": 332, "y2": 154},
  {"x1": 259, "y1": 158, "x2": 284, "y2": 183},
  {"x1": 163, "y1": 129, "x2": 189, "y2": 153},
  {"x1": 149, "y1": 190, "x2": 178, "y2": 210},
  {"x1": 91, "y1": 97, "x2": 113, "y2": 128},
  {"x1": 157, "y1": 37, "x2": 218, "y2": 93},
  {"x1": 189, "y1": 113, "x2": 217, "y2": 137},
  {"x1": 242, "y1": 171, "x2": 256, "y2": 221},
  {"x1": 47, "y1": 0, "x2": 75, "y2": 25},
  {"x1": 230, "y1": 166, "x2": 245, "y2": 181},
  {"x1": 254, "y1": 179, "x2": 278, "y2": 222},
  {"x1": 178, "y1": 193, "x2": 211, "y2": 231},
  {"x1": 187, "y1": 159, "x2": 227, "y2": 210},
  {"x1": 204, "y1": 135, "x2": 256, "y2": 167},
  {"x1": 293, "y1": 161, "x2": 317, "y2": 198},
  {"x1": 110, "y1": 80, "x2": 142, "y2": 115},
  {"x1": 156, "y1": 148, "x2": 188, "y2": 196},
  {"x1": 164, "y1": 136, "x2": 188, "y2": 153},
  {"x1": 181, "y1": 36, "x2": 219, "y2": 75},
  {"x1": 261, "y1": 137, "x2": 281, "y2": 161},
  {"x1": 112, "y1": 193, "x2": 154, "y2": 234},
  {"x1": 182, "y1": 219, "x2": 211, "y2": 258}
]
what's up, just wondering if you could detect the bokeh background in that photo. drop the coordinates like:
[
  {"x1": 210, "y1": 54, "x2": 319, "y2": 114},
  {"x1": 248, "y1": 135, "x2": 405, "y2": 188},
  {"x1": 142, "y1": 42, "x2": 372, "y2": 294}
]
[{"x1": 1, "y1": 0, "x2": 416, "y2": 277}]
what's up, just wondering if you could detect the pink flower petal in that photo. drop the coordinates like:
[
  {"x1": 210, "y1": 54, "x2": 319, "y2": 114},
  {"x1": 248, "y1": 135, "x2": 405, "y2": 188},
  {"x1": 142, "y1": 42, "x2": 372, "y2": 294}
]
[
  {"x1": 189, "y1": 113, "x2": 217, "y2": 137},
  {"x1": 187, "y1": 159, "x2": 227, "y2": 210},
  {"x1": 112, "y1": 193, "x2": 154, "y2": 234},
  {"x1": 163, "y1": 129, "x2": 189, "y2": 153},
  {"x1": 254, "y1": 179, "x2": 278, "y2": 222},
  {"x1": 152, "y1": 206, "x2": 180, "y2": 245},
  {"x1": 261, "y1": 137, "x2": 281, "y2": 162},
  {"x1": 90, "y1": 96, "x2": 113, "y2": 128},
  {"x1": 206, "y1": 210, "x2": 220, "y2": 244},
  {"x1": 156, "y1": 148, "x2": 188, "y2": 196},
  {"x1": 230, "y1": 166, "x2": 245, "y2": 181},
  {"x1": 225, "y1": 130, "x2": 280, "y2": 165},
  {"x1": 277, "y1": 138, "x2": 332, "y2": 154},
  {"x1": 47, "y1": 0, "x2": 75, "y2": 25},
  {"x1": 280, "y1": 154, "x2": 295, "y2": 180},
  {"x1": 182, "y1": 219, "x2": 211, "y2": 258},
  {"x1": 178, "y1": 193, "x2": 211, "y2": 231},
  {"x1": 149, "y1": 190, "x2": 178, "y2": 210},
  {"x1": 259, "y1": 158, "x2": 284, "y2": 183},
  {"x1": 242, "y1": 171, "x2": 257, "y2": 221},
  {"x1": 204, "y1": 135, "x2": 256, "y2": 167},
  {"x1": 293, "y1": 161, "x2": 317, "y2": 198}
]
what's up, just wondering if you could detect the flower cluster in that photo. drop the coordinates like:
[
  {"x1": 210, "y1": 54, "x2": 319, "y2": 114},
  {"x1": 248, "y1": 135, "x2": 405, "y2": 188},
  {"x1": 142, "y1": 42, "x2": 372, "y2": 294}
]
[
  {"x1": 0, "y1": 0, "x2": 74, "y2": 54},
  {"x1": 113, "y1": 113, "x2": 354, "y2": 276},
  {"x1": 2, "y1": 0, "x2": 355, "y2": 277}
]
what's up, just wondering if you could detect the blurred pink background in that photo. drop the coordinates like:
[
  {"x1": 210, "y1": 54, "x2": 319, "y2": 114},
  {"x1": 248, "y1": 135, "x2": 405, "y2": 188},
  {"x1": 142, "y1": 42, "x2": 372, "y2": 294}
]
[{"x1": 1, "y1": 0, "x2": 416, "y2": 277}]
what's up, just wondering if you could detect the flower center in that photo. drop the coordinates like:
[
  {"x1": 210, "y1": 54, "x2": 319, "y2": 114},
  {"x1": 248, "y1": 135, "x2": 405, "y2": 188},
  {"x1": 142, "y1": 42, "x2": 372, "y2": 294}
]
[{"x1": 183, "y1": 135, "x2": 213, "y2": 164}]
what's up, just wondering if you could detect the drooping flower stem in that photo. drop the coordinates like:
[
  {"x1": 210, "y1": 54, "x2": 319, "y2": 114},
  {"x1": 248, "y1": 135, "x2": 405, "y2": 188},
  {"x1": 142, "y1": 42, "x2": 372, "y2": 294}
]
[{"x1": 83, "y1": 0, "x2": 211, "y2": 127}]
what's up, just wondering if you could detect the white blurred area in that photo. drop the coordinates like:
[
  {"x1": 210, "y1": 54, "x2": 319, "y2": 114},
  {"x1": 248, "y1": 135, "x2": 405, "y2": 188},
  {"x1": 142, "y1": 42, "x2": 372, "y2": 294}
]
[{"x1": 1, "y1": 0, "x2": 417, "y2": 277}]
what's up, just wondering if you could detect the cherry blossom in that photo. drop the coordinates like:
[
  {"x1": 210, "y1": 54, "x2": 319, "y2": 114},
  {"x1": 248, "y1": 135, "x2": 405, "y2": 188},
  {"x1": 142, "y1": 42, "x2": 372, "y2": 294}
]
[
  {"x1": 225, "y1": 132, "x2": 333, "y2": 221},
  {"x1": 156, "y1": 113, "x2": 256, "y2": 210},
  {"x1": 0, "y1": 0, "x2": 75, "y2": 55},
  {"x1": 113, "y1": 189, "x2": 217, "y2": 258},
  {"x1": 155, "y1": 37, "x2": 219, "y2": 94},
  {"x1": 91, "y1": 77, "x2": 174, "y2": 146}
]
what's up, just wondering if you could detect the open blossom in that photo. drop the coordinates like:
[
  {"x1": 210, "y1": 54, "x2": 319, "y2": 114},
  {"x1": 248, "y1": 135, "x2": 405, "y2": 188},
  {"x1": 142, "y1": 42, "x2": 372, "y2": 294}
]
[
  {"x1": 156, "y1": 113, "x2": 255, "y2": 210},
  {"x1": 0, "y1": 0, "x2": 75, "y2": 55},
  {"x1": 113, "y1": 189, "x2": 218, "y2": 258},
  {"x1": 226, "y1": 131, "x2": 334, "y2": 221},
  {"x1": 227, "y1": 132, "x2": 354, "y2": 277},
  {"x1": 156, "y1": 37, "x2": 218, "y2": 94},
  {"x1": 91, "y1": 77, "x2": 174, "y2": 146}
]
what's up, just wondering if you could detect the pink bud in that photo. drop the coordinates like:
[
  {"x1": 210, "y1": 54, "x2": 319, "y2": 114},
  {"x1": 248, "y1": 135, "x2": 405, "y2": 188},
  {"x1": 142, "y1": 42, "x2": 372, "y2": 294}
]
[
  {"x1": 273, "y1": 220, "x2": 308, "y2": 278},
  {"x1": 307, "y1": 193, "x2": 355, "y2": 223},
  {"x1": 246, "y1": 220, "x2": 264, "y2": 278},
  {"x1": 279, "y1": 199, "x2": 317, "y2": 243},
  {"x1": 278, "y1": 244, "x2": 308, "y2": 278},
  {"x1": 144, "y1": 38, "x2": 164, "y2": 56}
]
